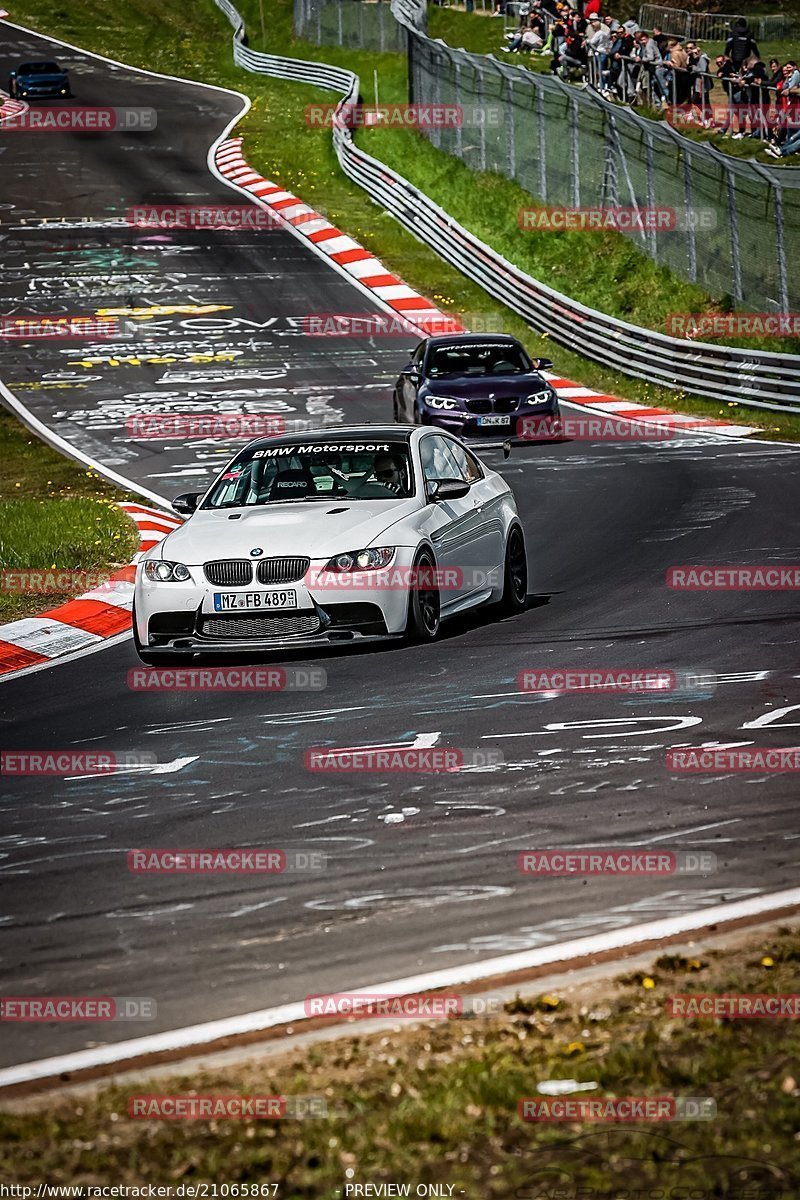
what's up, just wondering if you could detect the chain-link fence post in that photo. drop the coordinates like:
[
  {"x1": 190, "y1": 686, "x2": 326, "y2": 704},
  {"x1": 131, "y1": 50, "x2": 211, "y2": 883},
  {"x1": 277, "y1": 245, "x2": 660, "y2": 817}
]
[
  {"x1": 726, "y1": 165, "x2": 743, "y2": 304},
  {"x1": 570, "y1": 96, "x2": 580, "y2": 208},
  {"x1": 476, "y1": 66, "x2": 486, "y2": 173},
  {"x1": 506, "y1": 75, "x2": 515, "y2": 179},
  {"x1": 774, "y1": 183, "x2": 789, "y2": 312},
  {"x1": 644, "y1": 128, "x2": 657, "y2": 258},
  {"x1": 453, "y1": 56, "x2": 462, "y2": 159},
  {"x1": 683, "y1": 145, "x2": 697, "y2": 283},
  {"x1": 537, "y1": 84, "x2": 546, "y2": 202}
]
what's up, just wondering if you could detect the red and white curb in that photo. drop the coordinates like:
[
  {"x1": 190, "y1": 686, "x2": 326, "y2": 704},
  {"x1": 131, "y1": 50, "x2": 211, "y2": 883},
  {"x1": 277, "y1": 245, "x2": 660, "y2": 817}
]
[
  {"x1": 215, "y1": 137, "x2": 463, "y2": 337},
  {"x1": 0, "y1": 504, "x2": 181, "y2": 677},
  {"x1": 215, "y1": 136, "x2": 757, "y2": 439},
  {"x1": 543, "y1": 374, "x2": 759, "y2": 438},
  {"x1": 0, "y1": 90, "x2": 27, "y2": 122}
]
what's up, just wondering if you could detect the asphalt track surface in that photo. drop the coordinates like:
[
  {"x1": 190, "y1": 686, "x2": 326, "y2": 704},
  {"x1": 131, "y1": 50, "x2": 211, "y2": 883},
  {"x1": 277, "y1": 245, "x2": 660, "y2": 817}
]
[{"x1": 1, "y1": 24, "x2": 799, "y2": 1071}]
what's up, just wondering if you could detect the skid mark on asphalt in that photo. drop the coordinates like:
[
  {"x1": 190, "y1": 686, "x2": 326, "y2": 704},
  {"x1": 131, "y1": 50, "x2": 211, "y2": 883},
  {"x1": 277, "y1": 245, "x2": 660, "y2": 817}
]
[{"x1": 431, "y1": 887, "x2": 764, "y2": 955}]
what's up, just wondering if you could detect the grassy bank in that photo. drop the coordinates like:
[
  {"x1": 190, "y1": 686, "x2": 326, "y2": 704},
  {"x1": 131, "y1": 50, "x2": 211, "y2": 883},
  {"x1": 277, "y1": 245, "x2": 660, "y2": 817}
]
[
  {"x1": 2, "y1": 924, "x2": 799, "y2": 1195},
  {"x1": 5, "y1": 0, "x2": 799, "y2": 442},
  {"x1": 0, "y1": 411, "x2": 138, "y2": 622}
]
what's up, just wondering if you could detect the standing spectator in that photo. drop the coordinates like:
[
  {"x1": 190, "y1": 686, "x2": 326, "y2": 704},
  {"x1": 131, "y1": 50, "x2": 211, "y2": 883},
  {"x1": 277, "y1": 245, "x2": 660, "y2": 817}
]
[
  {"x1": 586, "y1": 16, "x2": 612, "y2": 88},
  {"x1": 658, "y1": 38, "x2": 689, "y2": 110},
  {"x1": 725, "y1": 17, "x2": 759, "y2": 73},
  {"x1": 634, "y1": 29, "x2": 664, "y2": 107},
  {"x1": 603, "y1": 23, "x2": 636, "y2": 100},
  {"x1": 686, "y1": 41, "x2": 712, "y2": 125},
  {"x1": 715, "y1": 53, "x2": 745, "y2": 135},
  {"x1": 740, "y1": 53, "x2": 770, "y2": 139},
  {"x1": 651, "y1": 23, "x2": 668, "y2": 57}
]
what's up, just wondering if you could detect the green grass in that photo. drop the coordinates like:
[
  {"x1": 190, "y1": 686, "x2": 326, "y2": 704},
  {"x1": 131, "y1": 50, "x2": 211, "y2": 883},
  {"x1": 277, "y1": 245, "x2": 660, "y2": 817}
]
[
  {"x1": 5, "y1": 0, "x2": 800, "y2": 446},
  {"x1": 0, "y1": 411, "x2": 138, "y2": 621},
  {"x1": 2, "y1": 925, "x2": 799, "y2": 1196}
]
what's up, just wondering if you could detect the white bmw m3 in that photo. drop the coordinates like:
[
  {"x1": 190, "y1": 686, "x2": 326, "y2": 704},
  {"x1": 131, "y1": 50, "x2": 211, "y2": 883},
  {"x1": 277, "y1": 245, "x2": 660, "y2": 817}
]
[{"x1": 133, "y1": 425, "x2": 527, "y2": 662}]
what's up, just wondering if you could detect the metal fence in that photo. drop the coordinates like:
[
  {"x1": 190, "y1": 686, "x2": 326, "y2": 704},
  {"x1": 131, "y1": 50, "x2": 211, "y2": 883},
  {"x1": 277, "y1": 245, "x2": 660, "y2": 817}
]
[
  {"x1": 294, "y1": 0, "x2": 410, "y2": 52},
  {"x1": 212, "y1": 0, "x2": 800, "y2": 410},
  {"x1": 409, "y1": 32, "x2": 800, "y2": 312},
  {"x1": 639, "y1": 5, "x2": 796, "y2": 42}
]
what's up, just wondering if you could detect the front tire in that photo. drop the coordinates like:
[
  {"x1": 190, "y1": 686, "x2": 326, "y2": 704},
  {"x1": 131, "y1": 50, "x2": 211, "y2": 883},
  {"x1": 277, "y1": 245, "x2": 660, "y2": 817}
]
[
  {"x1": 405, "y1": 548, "x2": 441, "y2": 642},
  {"x1": 498, "y1": 525, "x2": 528, "y2": 615}
]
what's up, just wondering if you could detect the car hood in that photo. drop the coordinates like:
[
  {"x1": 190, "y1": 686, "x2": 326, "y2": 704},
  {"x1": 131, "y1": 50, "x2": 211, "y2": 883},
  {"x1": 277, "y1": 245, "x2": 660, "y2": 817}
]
[
  {"x1": 423, "y1": 374, "x2": 549, "y2": 399},
  {"x1": 156, "y1": 498, "x2": 422, "y2": 562},
  {"x1": 19, "y1": 72, "x2": 66, "y2": 82}
]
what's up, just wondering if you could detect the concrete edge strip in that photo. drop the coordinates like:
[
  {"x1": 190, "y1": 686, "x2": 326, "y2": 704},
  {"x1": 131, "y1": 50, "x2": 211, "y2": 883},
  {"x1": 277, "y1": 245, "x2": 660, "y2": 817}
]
[
  {"x1": 213, "y1": 138, "x2": 759, "y2": 440},
  {"x1": 1, "y1": 886, "x2": 798, "y2": 1092},
  {"x1": 0, "y1": 504, "x2": 181, "y2": 677}
]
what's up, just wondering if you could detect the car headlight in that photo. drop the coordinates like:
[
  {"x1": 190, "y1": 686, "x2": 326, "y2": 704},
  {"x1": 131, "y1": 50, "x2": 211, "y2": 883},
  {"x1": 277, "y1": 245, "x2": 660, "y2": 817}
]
[
  {"x1": 144, "y1": 560, "x2": 191, "y2": 583},
  {"x1": 323, "y1": 548, "x2": 396, "y2": 572},
  {"x1": 426, "y1": 396, "x2": 460, "y2": 410},
  {"x1": 526, "y1": 389, "x2": 553, "y2": 405}
]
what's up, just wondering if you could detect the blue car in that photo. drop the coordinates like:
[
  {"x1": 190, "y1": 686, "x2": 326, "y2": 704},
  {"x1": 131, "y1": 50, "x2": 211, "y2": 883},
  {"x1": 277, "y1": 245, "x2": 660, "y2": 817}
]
[
  {"x1": 393, "y1": 333, "x2": 560, "y2": 440},
  {"x1": 9, "y1": 60, "x2": 71, "y2": 100}
]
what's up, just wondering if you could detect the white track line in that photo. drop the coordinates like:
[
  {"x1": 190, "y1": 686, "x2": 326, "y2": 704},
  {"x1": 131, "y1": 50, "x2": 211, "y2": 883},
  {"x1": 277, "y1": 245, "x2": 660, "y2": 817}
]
[{"x1": 2, "y1": 886, "x2": 798, "y2": 1089}]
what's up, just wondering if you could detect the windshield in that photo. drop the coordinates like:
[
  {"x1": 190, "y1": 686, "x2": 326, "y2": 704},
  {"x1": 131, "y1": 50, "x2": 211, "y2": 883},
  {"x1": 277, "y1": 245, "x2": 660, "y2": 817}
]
[
  {"x1": 426, "y1": 341, "x2": 532, "y2": 379},
  {"x1": 203, "y1": 441, "x2": 415, "y2": 508},
  {"x1": 20, "y1": 62, "x2": 63, "y2": 74}
]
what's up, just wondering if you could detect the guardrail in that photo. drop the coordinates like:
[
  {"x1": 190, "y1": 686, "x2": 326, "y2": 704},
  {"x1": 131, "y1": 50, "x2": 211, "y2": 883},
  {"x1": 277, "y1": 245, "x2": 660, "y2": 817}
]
[{"x1": 212, "y1": 0, "x2": 800, "y2": 414}]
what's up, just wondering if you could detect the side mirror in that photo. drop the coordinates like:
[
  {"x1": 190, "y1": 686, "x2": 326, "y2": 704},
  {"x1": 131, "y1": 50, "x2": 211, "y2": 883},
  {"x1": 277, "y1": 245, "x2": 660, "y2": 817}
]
[
  {"x1": 173, "y1": 492, "x2": 200, "y2": 515},
  {"x1": 428, "y1": 478, "x2": 470, "y2": 502},
  {"x1": 535, "y1": 357, "x2": 554, "y2": 371}
]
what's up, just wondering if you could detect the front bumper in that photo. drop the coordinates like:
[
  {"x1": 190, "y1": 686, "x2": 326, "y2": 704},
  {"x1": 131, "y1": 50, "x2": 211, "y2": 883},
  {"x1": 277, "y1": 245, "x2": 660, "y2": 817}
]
[
  {"x1": 422, "y1": 402, "x2": 561, "y2": 438},
  {"x1": 17, "y1": 84, "x2": 70, "y2": 98},
  {"x1": 135, "y1": 553, "x2": 418, "y2": 651}
]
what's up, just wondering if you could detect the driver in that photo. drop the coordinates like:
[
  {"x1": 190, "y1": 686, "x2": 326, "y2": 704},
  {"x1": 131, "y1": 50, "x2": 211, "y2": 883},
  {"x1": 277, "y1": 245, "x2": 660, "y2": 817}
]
[{"x1": 373, "y1": 453, "x2": 405, "y2": 494}]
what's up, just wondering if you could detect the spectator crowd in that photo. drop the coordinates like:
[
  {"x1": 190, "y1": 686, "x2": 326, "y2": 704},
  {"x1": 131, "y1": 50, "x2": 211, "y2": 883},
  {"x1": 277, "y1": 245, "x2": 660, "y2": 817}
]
[{"x1": 495, "y1": 3, "x2": 800, "y2": 158}]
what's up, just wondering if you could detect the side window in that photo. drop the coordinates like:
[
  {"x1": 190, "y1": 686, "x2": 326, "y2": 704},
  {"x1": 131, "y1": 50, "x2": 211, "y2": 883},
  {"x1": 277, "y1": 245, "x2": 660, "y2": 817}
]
[
  {"x1": 412, "y1": 342, "x2": 426, "y2": 367},
  {"x1": 420, "y1": 435, "x2": 463, "y2": 485},
  {"x1": 446, "y1": 441, "x2": 483, "y2": 484}
]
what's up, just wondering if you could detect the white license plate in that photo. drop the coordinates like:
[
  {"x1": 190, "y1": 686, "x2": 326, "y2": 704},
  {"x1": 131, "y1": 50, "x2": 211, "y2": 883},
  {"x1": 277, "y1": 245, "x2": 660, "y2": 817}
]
[
  {"x1": 213, "y1": 590, "x2": 297, "y2": 611},
  {"x1": 477, "y1": 415, "x2": 511, "y2": 427}
]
